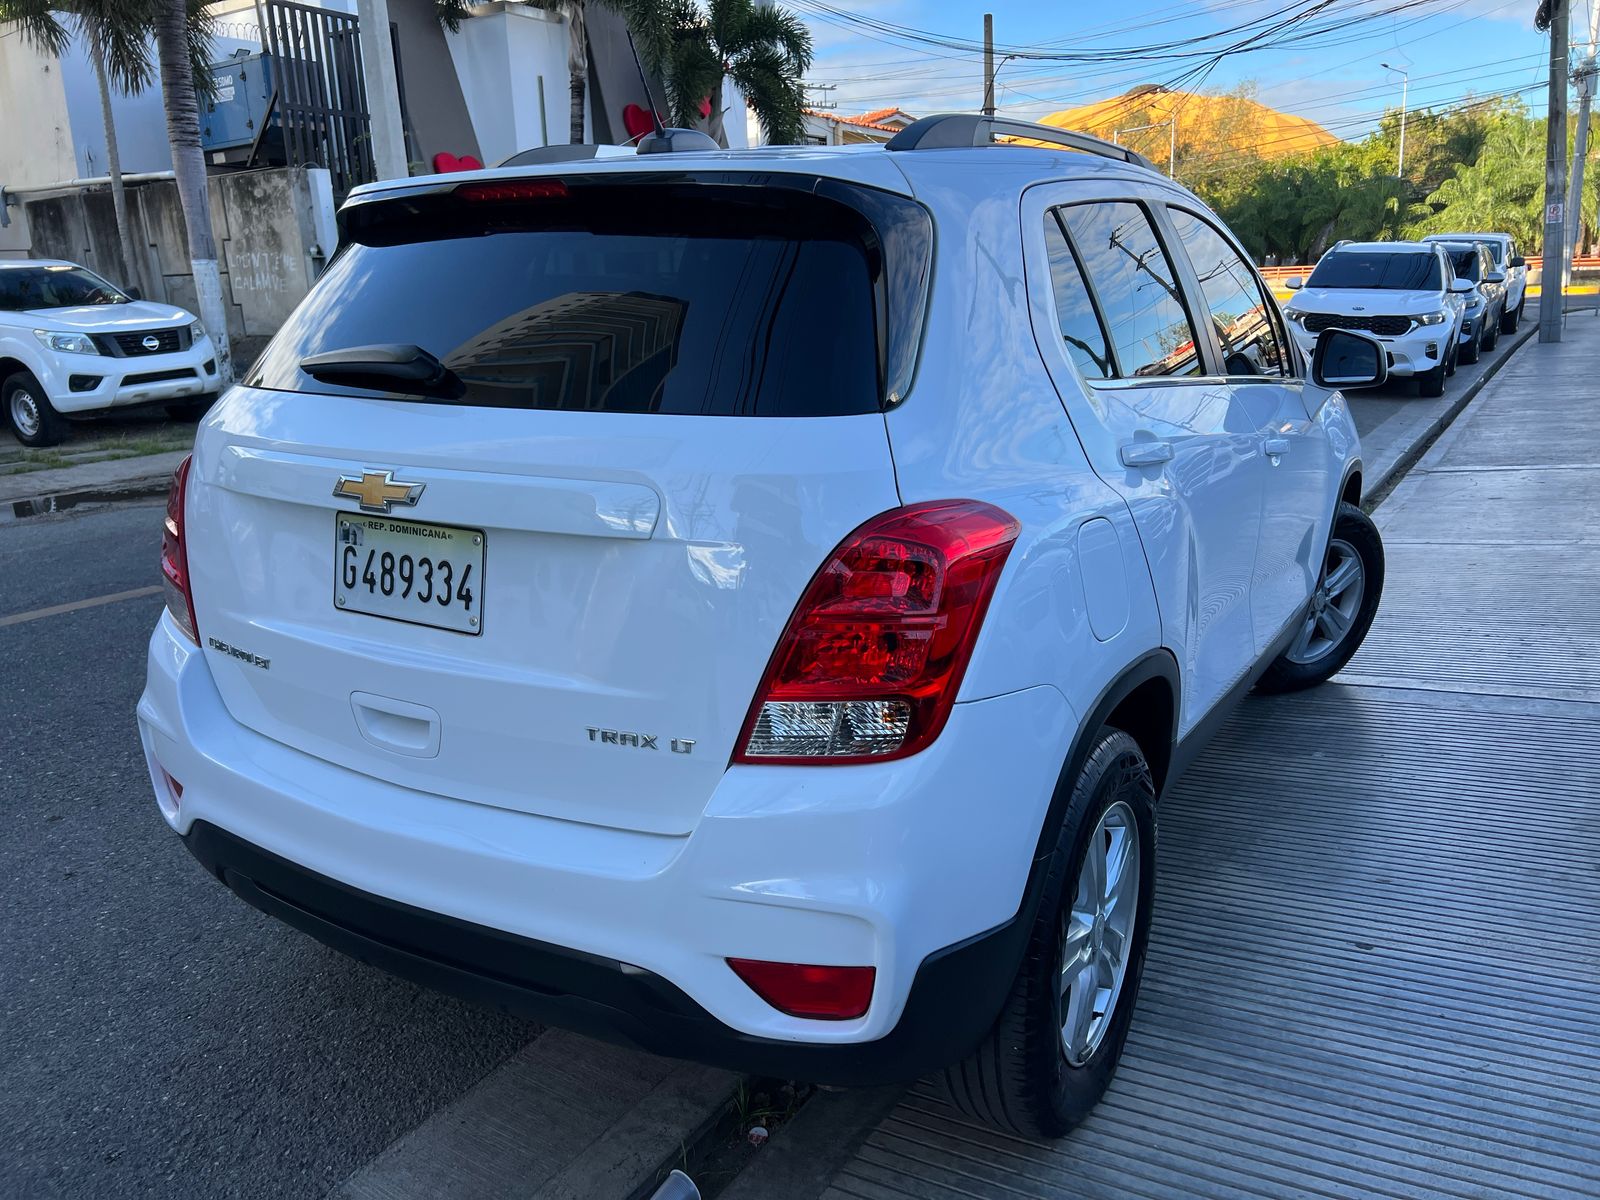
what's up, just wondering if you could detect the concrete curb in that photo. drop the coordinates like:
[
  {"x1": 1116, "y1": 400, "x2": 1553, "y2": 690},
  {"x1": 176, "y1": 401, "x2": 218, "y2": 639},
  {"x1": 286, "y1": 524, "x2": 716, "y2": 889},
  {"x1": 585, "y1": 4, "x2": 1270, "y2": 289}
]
[
  {"x1": 1362, "y1": 323, "x2": 1537, "y2": 506},
  {"x1": 0, "y1": 448, "x2": 189, "y2": 515}
]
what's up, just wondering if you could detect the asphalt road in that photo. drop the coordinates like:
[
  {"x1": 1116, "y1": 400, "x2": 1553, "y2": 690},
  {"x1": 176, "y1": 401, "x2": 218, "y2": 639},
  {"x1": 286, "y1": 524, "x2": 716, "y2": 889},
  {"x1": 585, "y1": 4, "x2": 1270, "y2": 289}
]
[
  {"x1": 0, "y1": 501, "x2": 536, "y2": 1200},
  {"x1": 0, "y1": 328, "x2": 1524, "y2": 1199}
]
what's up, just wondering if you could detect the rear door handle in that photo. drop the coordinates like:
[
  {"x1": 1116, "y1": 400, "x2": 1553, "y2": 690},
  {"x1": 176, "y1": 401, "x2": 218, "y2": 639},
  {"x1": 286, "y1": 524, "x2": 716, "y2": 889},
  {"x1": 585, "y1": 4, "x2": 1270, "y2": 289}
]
[
  {"x1": 1120, "y1": 440, "x2": 1174, "y2": 468},
  {"x1": 1264, "y1": 437, "x2": 1291, "y2": 457}
]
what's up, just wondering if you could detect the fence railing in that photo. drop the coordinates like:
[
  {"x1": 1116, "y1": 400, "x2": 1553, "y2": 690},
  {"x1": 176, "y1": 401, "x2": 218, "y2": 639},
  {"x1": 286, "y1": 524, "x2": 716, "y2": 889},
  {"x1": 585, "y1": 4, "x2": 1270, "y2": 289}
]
[{"x1": 261, "y1": 0, "x2": 374, "y2": 198}]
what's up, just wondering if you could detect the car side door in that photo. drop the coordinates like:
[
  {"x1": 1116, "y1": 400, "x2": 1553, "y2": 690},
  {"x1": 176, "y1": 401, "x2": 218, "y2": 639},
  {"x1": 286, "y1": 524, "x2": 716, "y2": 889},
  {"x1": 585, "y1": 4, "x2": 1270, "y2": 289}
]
[
  {"x1": 1162, "y1": 204, "x2": 1333, "y2": 657},
  {"x1": 1022, "y1": 184, "x2": 1268, "y2": 735}
]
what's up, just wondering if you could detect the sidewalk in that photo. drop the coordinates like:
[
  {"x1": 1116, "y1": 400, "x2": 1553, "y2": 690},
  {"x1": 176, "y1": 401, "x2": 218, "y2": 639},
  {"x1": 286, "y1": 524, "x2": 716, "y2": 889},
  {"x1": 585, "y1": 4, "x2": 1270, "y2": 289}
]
[{"x1": 736, "y1": 323, "x2": 1600, "y2": 1198}]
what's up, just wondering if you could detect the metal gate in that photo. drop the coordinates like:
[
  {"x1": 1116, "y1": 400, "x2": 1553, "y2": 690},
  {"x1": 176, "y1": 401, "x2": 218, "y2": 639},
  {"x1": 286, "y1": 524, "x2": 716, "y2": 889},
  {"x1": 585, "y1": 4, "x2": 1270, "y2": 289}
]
[{"x1": 260, "y1": 0, "x2": 374, "y2": 197}]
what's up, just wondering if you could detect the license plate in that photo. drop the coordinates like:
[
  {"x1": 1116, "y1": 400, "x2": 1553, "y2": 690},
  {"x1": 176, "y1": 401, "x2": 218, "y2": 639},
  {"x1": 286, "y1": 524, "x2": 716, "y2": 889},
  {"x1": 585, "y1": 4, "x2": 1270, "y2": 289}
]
[{"x1": 334, "y1": 513, "x2": 485, "y2": 635}]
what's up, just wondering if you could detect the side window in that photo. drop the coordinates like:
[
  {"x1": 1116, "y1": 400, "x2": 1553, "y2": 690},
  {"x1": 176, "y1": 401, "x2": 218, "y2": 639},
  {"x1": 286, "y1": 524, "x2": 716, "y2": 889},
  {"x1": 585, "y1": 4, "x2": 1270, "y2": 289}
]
[
  {"x1": 1167, "y1": 208, "x2": 1287, "y2": 378},
  {"x1": 1043, "y1": 214, "x2": 1114, "y2": 379},
  {"x1": 1056, "y1": 201, "x2": 1201, "y2": 378}
]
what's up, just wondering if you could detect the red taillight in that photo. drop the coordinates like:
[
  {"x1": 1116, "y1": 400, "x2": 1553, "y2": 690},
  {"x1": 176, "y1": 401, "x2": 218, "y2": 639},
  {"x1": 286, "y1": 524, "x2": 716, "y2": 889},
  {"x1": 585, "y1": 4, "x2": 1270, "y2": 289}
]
[
  {"x1": 454, "y1": 180, "x2": 568, "y2": 202},
  {"x1": 734, "y1": 500, "x2": 1019, "y2": 765},
  {"x1": 161, "y1": 455, "x2": 198, "y2": 644},
  {"x1": 727, "y1": 959, "x2": 876, "y2": 1021}
]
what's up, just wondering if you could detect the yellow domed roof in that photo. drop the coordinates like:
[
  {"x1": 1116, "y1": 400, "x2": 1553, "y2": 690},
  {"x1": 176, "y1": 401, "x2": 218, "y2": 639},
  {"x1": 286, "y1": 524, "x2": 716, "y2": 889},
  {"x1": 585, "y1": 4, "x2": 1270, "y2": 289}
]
[{"x1": 1038, "y1": 86, "x2": 1338, "y2": 160}]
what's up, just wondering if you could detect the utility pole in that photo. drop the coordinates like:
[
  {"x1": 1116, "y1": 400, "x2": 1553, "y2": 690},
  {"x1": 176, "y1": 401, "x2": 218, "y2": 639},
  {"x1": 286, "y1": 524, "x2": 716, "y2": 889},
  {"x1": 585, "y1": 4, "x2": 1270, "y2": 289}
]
[
  {"x1": 1540, "y1": 0, "x2": 1569, "y2": 343},
  {"x1": 1381, "y1": 62, "x2": 1409, "y2": 175},
  {"x1": 355, "y1": 0, "x2": 408, "y2": 180},
  {"x1": 982, "y1": 13, "x2": 995, "y2": 117},
  {"x1": 1563, "y1": 1, "x2": 1600, "y2": 289}
]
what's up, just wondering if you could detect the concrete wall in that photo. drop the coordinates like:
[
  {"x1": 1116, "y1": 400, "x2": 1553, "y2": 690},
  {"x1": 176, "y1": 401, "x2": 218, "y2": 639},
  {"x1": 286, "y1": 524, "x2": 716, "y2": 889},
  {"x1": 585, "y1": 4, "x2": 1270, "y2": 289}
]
[
  {"x1": 448, "y1": 3, "x2": 572, "y2": 163},
  {"x1": 391, "y1": 0, "x2": 481, "y2": 169},
  {"x1": 21, "y1": 167, "x2": 333, "y2": 365},
  {"x1": 0, "y1": 25, "x2": 77, "y2": 189}
]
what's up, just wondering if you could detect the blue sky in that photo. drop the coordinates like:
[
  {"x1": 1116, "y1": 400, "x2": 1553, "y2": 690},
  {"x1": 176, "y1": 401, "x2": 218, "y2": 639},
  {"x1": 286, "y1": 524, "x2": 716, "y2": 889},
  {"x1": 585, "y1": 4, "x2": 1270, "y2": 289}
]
[{"x1": 798, "y1": 0, "x2": 1588, "y2": 143}]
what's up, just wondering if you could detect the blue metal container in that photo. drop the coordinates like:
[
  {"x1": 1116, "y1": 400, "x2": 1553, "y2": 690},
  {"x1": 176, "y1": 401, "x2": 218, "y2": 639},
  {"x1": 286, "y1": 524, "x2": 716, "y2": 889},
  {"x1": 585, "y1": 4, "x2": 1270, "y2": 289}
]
[{"x1": 201, "y1": 52, "x2": 278, "y2": 154}]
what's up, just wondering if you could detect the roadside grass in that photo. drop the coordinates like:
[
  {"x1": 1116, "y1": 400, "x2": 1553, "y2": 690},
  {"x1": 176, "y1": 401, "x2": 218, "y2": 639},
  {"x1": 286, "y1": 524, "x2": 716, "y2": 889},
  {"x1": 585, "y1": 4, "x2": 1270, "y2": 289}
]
[{"x1": 0, "y1": 426, "x2": 194, "y2": 476}]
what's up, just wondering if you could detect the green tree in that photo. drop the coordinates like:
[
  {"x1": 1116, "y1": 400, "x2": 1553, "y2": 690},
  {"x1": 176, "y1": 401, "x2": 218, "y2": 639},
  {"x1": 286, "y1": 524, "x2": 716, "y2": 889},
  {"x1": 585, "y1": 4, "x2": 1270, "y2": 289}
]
[
  {"x1": 1410, "y1": 112, "x2": 1599, "y2": 252},
  {"x1": 634, "y1": 0, "x2": 812, "y2": 146}
]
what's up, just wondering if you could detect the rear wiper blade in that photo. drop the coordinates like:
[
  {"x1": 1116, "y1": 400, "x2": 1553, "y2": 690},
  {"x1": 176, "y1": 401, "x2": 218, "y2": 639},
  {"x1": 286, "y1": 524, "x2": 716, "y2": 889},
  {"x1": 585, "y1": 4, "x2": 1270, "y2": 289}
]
[{"x1": 299, "y1": 343, "x2": 465, "y2": 400}]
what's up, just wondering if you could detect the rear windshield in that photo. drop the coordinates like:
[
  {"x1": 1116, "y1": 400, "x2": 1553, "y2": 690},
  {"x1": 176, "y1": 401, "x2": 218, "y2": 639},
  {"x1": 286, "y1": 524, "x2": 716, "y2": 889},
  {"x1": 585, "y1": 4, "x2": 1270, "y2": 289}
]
[
  {"x1": 249, "y1": 178, "x2": 928, "y2": 417},
  {"x1": 1306, "y1": 251, "x2": 1442, "y2": 291}
]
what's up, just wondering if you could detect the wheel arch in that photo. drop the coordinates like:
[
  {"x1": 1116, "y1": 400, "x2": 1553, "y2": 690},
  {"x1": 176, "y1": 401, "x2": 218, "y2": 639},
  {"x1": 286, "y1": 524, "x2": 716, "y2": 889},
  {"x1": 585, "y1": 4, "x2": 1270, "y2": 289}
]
[
  {"x1": 0, "y1": 355, "x2": 34, "y2": 386},
  {"x1": 1340, "y1": 462, "x2": 1363, "y2": 509}
]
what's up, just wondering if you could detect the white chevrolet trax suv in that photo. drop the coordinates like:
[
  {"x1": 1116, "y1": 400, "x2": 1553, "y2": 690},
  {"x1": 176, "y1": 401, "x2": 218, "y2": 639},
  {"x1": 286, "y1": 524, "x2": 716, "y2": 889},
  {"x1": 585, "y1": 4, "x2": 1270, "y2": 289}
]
[{"x1": 139, "y1": 115, "x2": 1387, "y2": 1139}]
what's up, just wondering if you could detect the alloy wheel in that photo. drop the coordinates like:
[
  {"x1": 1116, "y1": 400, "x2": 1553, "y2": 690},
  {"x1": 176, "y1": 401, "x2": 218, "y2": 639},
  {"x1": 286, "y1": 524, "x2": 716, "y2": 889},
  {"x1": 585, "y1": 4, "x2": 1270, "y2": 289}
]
[
  {"x1": 1059, "y1": 799, "x2": 1141, "y2": 1066},
  {"x1": 1285, "y1": 537, "x2": 1365, "y2": 664},
  {"x1": 9, "y1": 387, "x2": 41, "y2": 441}
]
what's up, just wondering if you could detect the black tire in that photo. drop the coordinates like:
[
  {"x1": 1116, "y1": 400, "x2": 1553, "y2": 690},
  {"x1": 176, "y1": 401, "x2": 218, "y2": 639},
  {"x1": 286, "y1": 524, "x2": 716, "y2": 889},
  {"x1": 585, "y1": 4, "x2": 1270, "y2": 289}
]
[
  {"x1": 3, "y1": 370, "x2": 69, "y2": 447},
  {"x1": 1500, "y1": 297, "x2": 1519, "y2": 334},
  {"x1": 1482, "y1": 312, "x2": 1499, "y2": 351},
  {"x1": 166, "y1": 393, "x2": 218, "y2": 422},
  {"x1": 941, "y1": 728, "x2": 1157, "y2": 1139},
  {"x1": 1417, "y1": 360, "x2": 1446, "y2": 397},
  {"x1": 1444, "y1": 339, "x2": 1457, "y2": 377},
  {"x1": 1459, "y1": 326, "x2": 1480, "y2": 364},
  {"x1": 1256, "y1": 501, "x2": 1384, "y2": 694}
]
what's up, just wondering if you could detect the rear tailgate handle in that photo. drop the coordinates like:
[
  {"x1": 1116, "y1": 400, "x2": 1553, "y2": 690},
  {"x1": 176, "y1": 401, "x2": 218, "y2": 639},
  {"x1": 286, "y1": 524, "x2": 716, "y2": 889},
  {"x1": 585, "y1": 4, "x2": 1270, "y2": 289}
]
[
  {"x1": 351, "y1": 692, "x2": 442, "y2": 758},
  {"x1": 1120, "y1": 440, "x2": 1174, "y2": 468}
]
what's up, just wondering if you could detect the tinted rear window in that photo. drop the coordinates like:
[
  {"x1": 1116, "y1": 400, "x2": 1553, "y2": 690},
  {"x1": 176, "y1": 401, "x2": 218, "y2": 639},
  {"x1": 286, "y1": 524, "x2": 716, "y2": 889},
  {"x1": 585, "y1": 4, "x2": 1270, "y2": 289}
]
[
  {"x1": 249, "y1": 181, "x2": 904, "y2": 417},
  {"x1": 1306, "y1": 251, "x2": 1441, "y2": 291}
]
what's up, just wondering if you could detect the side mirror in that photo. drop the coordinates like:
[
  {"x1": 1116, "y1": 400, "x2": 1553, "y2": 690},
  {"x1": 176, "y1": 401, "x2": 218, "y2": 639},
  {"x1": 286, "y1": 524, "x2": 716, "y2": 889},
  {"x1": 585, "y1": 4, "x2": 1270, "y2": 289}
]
[
  {"x1": 1486, "y1": 271, "x2": 1506, "y2": 284},
  {"x1": 1450, "y1": 278, "x2": 1476, "y2": 294},
  {"x1": 1509, "y1": 255, "x2": 1526, "y2": 269},
  {"x1": 1284, "y1": 276, "x2": 1304, "y2": 290},
  {"x1": 125, "y1": 285, "x2": 142, "y2": 300},
  {"x1": 1312, "y1": 328, "x2": 1388, "y2": 390}
]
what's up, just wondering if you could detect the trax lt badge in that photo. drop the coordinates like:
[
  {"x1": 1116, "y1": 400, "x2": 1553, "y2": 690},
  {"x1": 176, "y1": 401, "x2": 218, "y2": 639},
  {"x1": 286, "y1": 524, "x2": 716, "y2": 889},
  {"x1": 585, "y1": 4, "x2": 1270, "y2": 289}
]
[
  {"x1": 587, "y1": 727, "x2": 696, "y2": 754},
  {"x1": 333, "y1": 469, "x2": 426, "y2": 514}
]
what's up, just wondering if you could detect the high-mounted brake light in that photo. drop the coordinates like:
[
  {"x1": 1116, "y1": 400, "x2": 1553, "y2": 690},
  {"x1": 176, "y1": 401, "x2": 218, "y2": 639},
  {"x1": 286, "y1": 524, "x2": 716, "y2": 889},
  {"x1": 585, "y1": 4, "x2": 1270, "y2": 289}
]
[
  {"x1": 727, "y1": 959, "x2": 876, "y2": 1021},
  {"x1": 161, "y1": 455, "x2": 199, "y2": 644},
  {"x1": 453, "y1": 180, "x2": 569, "y2": 203},
  {"x1": 734, "y1": 500, "x2": 1019, "y2": 765}
]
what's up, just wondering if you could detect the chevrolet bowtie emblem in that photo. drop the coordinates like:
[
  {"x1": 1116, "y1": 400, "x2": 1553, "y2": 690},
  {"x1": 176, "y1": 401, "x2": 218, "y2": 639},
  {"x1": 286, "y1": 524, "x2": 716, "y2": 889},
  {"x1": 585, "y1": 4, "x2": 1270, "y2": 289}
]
[{"x1": 333, "y1": 469, "x2": 425, "y2": 514}]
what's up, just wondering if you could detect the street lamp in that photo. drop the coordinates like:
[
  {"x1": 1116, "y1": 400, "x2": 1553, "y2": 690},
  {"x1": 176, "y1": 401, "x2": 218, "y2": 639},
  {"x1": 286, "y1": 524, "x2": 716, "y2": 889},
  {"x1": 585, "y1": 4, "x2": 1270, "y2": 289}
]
[{"x1": 1381, "y1": 62, "x2": 1409, "y2": 176}]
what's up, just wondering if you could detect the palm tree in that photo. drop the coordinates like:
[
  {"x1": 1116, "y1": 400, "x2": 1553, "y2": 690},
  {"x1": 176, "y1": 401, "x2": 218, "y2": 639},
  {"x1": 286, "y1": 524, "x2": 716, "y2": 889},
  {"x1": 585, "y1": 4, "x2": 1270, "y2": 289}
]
[
  {"x1": 0, "y1": 0, "x2": 159, "y2": 293},
  {"x1": 151, "y1": 0, "x2": 233, "y2": 383},
  {"x1": 524, "y1": 1, "x2": 596, "y2": 144},
  {"x1": 635, "y1": 0, "x2": 812, "y2": 146}
]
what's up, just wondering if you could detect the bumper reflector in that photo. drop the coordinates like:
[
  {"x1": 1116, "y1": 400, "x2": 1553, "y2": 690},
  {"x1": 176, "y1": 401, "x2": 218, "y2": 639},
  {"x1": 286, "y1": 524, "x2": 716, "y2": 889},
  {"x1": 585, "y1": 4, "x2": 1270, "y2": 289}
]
[{"x1": 728, "y1": 958, "x2": 875, "y2": 1020}]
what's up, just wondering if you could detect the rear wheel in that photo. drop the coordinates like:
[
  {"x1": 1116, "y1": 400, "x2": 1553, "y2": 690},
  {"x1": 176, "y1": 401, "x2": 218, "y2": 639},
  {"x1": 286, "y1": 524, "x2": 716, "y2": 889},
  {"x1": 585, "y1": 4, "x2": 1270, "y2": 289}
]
[
  {"x1": 1256, "y1": 502, "x2": 1384, "y2": 693},
  {"x1": 3, "y1": 371, "x2": 69, "y2": 448},
  {"x1": 941, "y1": 728, "x2": 1156, "y2": 1139}
]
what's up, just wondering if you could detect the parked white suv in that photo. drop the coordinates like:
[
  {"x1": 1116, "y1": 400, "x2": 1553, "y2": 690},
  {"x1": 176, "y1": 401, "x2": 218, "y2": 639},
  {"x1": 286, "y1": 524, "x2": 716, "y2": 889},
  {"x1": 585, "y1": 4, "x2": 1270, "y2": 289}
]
[
  {"x1": 1424, "y1": 231, "x2": 1527, "y2": 331},
  {"x1": 138, "y1": 115, "x2": 1387, "y2": 1138},
  {"x1": 1283, "y1": 241, "x2": 1470, "y2": 397},
  {"x1": 0, "y1": 259, "x2": 220, "y2": 446}
]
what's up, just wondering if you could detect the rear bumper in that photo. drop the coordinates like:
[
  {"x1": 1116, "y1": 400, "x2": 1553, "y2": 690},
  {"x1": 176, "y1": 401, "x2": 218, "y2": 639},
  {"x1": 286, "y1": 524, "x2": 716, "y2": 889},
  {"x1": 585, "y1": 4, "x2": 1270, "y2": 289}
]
[
  {"x1": 137, "y1": 613, "x2": 1074, "y2": 1082},
  {"x1": 181, "y1": 819, "x2": 1024, "y2": 1084}
]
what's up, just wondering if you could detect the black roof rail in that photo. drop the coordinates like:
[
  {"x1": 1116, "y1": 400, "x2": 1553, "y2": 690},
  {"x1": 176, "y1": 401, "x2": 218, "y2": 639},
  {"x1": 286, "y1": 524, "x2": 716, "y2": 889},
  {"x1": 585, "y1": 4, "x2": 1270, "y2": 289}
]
[{"x1": 885, "y1": 113, "x2": 1156, "y2": 171}]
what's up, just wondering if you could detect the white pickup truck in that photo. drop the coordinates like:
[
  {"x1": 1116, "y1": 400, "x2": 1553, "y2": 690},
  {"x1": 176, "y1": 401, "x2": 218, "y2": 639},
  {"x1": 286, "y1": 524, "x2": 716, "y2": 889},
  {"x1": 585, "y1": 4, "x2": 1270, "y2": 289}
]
[{"x1": 1, "y1": 259, "x2": 219, "y2": 446}]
